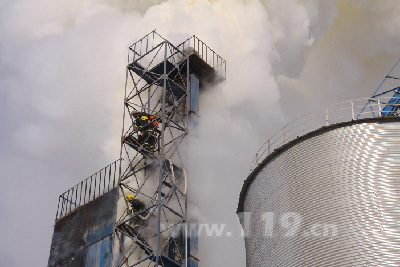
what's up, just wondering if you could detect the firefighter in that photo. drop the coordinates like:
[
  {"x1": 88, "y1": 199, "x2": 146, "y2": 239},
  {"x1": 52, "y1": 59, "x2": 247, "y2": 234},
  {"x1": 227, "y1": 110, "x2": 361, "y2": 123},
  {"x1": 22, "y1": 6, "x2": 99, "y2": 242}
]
[
  {"x1": 131, "y1": 111, "x2": 160, "y2": 150},
  {"x1": 126, "y1": 194, "x2": 145, "y2": 213},
  {"x1": 126, "y1": 194, "x2": 146, "y2": 230}
]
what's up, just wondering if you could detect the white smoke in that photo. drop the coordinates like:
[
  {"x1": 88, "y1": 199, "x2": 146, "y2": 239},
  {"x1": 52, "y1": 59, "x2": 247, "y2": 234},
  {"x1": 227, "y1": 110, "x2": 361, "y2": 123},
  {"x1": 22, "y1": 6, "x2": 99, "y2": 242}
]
[
  {"x1": 1, "y1": 0, "x2": 400, "y2": 266},
  {"x1": 275, "y1": 0, "x2": 400, "y2": 118}
]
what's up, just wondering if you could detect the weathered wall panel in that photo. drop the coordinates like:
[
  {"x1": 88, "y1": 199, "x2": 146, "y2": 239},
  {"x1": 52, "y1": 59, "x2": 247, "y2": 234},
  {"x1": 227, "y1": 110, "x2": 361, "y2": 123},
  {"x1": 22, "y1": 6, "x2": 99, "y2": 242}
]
[
  {"x1": 49, "y1": 236, "x2": 113, "y2": 267},
  {"x1": 48, "y1": 188, "x2": 117, "y2": 267}
]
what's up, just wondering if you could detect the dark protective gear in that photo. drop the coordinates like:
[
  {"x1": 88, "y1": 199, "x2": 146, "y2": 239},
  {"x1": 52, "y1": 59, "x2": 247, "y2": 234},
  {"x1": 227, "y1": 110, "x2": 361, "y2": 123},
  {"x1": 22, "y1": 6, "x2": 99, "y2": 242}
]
[
  {"x1": 133, "y1": 112, "x2": 160, "y2": 150},
  {"x1": 125, "y1": 194, "x2": 146, "y2": 213},
  {"x1": 129, "y1": 198, "x2": 146, "y2": 212},
  {"x1": 126, "y1": 196, "x2": 147, "y2": 230},
  {"x1": 143, "y1": 130, "x2": 157, "y2": 150},
  {"x1": 134, "y1": 113, "x2": 158, "y2": 131}
]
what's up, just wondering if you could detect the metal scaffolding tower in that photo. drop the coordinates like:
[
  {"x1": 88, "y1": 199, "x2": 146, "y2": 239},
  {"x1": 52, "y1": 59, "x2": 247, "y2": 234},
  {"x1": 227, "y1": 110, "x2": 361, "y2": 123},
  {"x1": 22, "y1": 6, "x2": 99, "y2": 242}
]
[{"x1": 112, "y1": 31, "x2": 225, "y2": 267}]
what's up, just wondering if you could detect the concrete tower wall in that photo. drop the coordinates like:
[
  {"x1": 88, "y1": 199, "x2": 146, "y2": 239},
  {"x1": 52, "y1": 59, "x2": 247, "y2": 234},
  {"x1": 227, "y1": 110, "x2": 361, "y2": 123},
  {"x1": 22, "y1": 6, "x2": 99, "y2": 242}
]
[{"x1": 241, "y1": 120, "x2": 400, "y2": 266}]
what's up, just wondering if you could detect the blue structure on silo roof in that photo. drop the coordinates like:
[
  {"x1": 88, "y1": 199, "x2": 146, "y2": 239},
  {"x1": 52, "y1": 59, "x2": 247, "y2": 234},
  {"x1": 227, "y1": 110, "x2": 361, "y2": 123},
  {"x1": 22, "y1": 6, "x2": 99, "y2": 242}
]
[{"x1": 359, "y1": 58, "x2": 400, "y2": 117}]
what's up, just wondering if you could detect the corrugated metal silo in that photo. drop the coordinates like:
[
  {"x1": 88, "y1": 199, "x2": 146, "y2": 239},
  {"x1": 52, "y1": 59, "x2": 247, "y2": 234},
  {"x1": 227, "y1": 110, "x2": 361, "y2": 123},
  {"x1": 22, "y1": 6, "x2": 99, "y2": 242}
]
[{"x1": 238, "y1": 102, "x2": 400, "y2": 266}]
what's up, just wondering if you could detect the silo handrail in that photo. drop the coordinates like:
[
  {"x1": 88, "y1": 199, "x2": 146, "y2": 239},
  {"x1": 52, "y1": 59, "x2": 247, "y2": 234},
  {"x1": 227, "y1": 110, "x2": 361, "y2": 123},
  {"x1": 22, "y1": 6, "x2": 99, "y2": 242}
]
[{"x1": 251, "y1": 97, "x2": 400, "y2": 171}]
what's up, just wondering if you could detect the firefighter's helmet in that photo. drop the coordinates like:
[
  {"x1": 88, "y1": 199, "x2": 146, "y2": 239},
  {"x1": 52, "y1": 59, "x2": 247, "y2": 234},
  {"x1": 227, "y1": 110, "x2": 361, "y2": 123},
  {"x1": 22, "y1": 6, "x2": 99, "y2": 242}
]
[{"x1": 126, "y1": 194, "x2": 135, "y2": 202}]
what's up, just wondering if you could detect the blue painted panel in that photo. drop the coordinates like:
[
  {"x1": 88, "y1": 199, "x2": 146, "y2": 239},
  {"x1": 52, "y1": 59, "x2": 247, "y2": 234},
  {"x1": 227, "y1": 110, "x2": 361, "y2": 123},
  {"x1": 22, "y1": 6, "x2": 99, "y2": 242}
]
[
  {"x1": 382, "y1": 91, "x2": 400, "y2": 116},
  {"x1": 190, "y1": 74, "x2": 199, "y2": 113},
  {"x1": 84, "y1": 236, "x2": 113, "y2": 267},
  {"x1": 189, "y1": 74, "x2": 200, "y2": 127},
  {"x1": 48, "y1": 188, "x2": 118, "y2": 266},
  {"x1": 188, "y1": 236, "x2": 198, "y2": 267}
]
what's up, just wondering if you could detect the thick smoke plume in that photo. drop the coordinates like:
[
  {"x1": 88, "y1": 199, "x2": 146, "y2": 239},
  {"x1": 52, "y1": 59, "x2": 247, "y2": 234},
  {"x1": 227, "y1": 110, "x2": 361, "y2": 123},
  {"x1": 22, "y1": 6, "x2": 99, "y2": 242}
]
[{"x1": 1, "y1": 0, "x2": 400, "y2": 266}]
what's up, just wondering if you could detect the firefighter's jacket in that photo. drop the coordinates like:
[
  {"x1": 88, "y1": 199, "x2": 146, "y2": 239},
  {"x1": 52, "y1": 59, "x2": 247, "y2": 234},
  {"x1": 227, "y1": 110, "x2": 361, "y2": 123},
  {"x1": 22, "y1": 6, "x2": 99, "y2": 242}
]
[{"x1": 135, "y1": 113, "x2": 160, "y2": 132}]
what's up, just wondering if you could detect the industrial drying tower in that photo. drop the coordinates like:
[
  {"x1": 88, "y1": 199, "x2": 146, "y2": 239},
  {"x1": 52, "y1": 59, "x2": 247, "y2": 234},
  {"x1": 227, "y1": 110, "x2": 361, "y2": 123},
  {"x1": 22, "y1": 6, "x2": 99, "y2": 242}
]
[{"x1": 47, "y1": 31, "x2": 225, "y2": 267}]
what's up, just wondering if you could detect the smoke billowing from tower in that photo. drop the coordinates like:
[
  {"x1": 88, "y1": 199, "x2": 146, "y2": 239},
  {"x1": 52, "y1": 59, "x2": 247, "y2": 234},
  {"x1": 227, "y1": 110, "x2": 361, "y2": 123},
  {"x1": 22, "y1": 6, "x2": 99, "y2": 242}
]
[{"x1": 2, "y1": 1, "x2": 400, "y2": 266}]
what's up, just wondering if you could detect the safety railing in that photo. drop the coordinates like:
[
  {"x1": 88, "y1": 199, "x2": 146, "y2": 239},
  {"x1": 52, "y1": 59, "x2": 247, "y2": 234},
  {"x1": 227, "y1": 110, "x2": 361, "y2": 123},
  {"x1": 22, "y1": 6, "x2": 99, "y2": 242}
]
[
  {"x1": 55, "y1": 159, "x2": 122, "y2": 220},
  {"x1": 128, "y1": 30, "x2": 226, "y2": 78},
  {"x1": 128, "y1": 30, "x2": 166, "y2": 62},
  {"x1": 251, "y1": 97, "x2": 400, "y2": 171},
  {"x1": 175, "y1": 35, "x2": 226, "y2": 78}
]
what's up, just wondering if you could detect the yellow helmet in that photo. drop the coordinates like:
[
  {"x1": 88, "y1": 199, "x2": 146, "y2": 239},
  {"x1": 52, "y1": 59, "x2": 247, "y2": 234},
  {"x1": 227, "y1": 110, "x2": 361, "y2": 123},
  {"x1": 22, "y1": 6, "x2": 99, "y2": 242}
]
[{"x1": 126, "y1": 194, "x2": 135, "y2": 202}]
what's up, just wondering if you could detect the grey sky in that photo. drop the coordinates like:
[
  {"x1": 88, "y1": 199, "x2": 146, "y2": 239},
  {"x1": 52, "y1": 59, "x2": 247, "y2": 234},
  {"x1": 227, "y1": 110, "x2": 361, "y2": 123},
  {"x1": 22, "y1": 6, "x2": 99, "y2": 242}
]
[{"x1": 1, "y1": 0, "x2": 400, "y2": 266}]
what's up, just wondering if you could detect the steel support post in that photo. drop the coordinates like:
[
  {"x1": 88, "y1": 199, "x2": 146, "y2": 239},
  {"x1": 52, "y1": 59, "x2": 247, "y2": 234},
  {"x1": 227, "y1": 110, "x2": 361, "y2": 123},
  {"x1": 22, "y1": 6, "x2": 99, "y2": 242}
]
[
  {"x1": 378, "y1": 99, "x2": 382, "y2": 116},
  {"x1": 325, "y1": 107, "x2": 329, "y2": 126},
  {"x1": 156, "y1": 41, "x2": 168, "y2": 266},
  {"x1": 184, "y1": 52, "x2": 190, "y2": 267}
]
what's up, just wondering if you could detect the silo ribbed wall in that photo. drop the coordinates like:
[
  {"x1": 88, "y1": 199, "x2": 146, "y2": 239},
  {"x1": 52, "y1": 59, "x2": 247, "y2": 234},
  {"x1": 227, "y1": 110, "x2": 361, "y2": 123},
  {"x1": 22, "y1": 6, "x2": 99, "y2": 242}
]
[{"x1": 242, "y1": 120, "x2": 400, "y2": 266}]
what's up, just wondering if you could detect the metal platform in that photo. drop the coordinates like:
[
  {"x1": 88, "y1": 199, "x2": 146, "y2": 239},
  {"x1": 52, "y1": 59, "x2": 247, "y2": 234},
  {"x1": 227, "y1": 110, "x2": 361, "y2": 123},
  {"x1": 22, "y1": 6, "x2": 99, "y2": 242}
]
[
  {"x1": 122, "y1": 134, "x2": 158, "y2": 159},
  {"x1": 128, "y1": 61, "x2": 186, "y2": 101},
  {"x1": 116, "y1": 223, "x2": 181, "y2": 267}
]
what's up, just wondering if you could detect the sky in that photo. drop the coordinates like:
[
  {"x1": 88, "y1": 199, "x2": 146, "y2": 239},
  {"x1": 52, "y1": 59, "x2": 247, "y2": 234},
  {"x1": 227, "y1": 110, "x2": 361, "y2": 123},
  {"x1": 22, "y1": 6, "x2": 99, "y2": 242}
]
[{"x1": 1, "y1": 0, "x2": 400, "y2": 266}]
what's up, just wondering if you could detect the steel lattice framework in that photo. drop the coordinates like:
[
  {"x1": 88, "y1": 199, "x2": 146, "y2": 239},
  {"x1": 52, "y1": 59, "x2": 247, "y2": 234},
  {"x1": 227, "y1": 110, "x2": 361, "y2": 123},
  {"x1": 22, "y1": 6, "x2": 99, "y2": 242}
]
[
  {"x1": 112, "y1": 31, "x2": 226, "y2": 267},
  {"x1": 47, "y1": 31, "x2": 225, "y2": 267}
]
